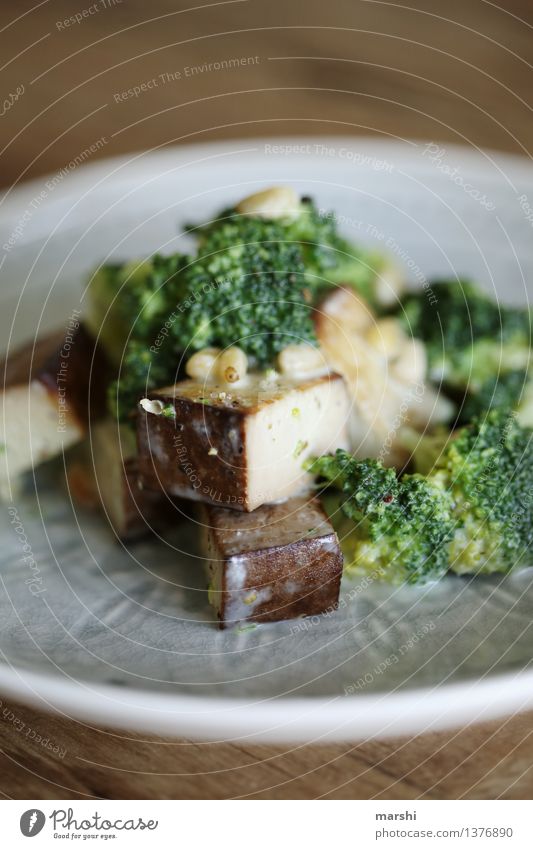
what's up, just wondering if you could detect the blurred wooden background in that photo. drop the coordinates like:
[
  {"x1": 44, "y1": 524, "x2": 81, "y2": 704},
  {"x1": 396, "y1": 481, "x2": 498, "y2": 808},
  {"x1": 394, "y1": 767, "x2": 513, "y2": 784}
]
[
  {"x1": 2, "y1": 0, "x2": 533, "y2": 190},
  {"x1": 2, "y1": 0, "x2": 533, "y2": 800}
]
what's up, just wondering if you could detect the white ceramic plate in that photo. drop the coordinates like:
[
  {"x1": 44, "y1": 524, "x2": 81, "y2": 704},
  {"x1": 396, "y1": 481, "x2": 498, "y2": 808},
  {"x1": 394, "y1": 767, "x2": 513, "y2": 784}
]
[{"x1": 1, "y1": 138, "x2": 533, "y2": 743}]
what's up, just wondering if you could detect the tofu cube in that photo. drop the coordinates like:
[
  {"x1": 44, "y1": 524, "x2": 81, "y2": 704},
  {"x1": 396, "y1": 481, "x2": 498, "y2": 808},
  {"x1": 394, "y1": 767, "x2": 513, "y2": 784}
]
[
  {"x1": 137, "y1": 372, "x2": 349, "y2": 512},
  {"x1": 202, "y1": 496, "x2": 343, "y2": 628}
]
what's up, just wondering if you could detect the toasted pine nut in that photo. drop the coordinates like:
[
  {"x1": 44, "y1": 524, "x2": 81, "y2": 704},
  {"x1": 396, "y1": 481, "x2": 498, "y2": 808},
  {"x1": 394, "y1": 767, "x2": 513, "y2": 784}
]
[
  {"x1": 217, "y1": 347, "x2": 248, "y2": 384},
  {"x1": 223, "y1": 366, "x2": 239, "y2": 383},
  {"x1": 277, "y1": 343, "x2": 326, "y2": 376},
  {"x1": 185, "y1": 347, "x2": 221, "y2": 380},
  {"x1": 236, "y1": 186, "x2": 301, "y2": 219},
  {"x1": 365, "y1": 318, "x2": 406, "y2": 360}
]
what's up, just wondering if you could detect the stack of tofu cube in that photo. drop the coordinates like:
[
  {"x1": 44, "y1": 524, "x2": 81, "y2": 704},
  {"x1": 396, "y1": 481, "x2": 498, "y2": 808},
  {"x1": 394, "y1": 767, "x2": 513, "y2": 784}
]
[{"x1": 137, "y1": 370, "x2": 349, "y2": 628}]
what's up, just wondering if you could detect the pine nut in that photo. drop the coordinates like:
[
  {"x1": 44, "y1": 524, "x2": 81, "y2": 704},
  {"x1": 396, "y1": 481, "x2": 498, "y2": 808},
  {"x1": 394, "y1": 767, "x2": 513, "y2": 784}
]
[
  {"x1": 185, "y1": 347, "x2": 221, "y2": 381},
  {"x1": 277, "y1": 343, "x2": 326, "y2": 376},
  {"x1": 217, "y1": 347, "x2": 248, "y2": 384},
  {"x1": 236, "y1": 186, "x2": 301, "y2": 219}
]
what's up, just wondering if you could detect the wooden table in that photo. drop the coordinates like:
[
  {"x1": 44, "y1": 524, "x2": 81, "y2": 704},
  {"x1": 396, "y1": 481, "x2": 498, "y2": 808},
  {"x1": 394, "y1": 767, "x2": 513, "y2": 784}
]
[
  {"x1": 1, "y1": 0, "x2": 533, "y2": 799},
  {"x1": 2, "y1": 698, "x2": 533, "y2": 799}
]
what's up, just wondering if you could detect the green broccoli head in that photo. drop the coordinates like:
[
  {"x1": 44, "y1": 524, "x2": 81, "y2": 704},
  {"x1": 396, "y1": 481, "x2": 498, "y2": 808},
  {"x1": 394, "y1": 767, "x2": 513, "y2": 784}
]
[
  {"x1": 89, "y1": 220, "x2": 319, "y2": 418},
  {"x1": 309, "y1": 452, "x2": 454, "y2": 585},
  {"x1": 311, "y1": 410, "x2": 533, "y2": 583},
  {"x1": 86, "y1": 254, "x2": 189, "y2": 420},
  {"x1": 85, "y1": 254, "x2": 187, "y2": 365},
  {"x1": 398, "y1": 279, "x2": 531, "y2": 391},
  {"x1": 172, "y1": 216, "x2": 317, "y2": 366},
  {"x1": 188, "y1": 196, "x2": 388, "y2": 305},
  {"x1": 281, "y1": 199, "x2": 387, "y2": 302},
  {"x1": 432, "y1": 410, "x2": 533, "y2": 575}
]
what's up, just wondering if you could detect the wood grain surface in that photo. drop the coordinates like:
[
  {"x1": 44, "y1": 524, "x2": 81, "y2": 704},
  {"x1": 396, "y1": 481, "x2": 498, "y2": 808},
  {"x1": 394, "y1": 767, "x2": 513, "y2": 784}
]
[
  {"x1": 1, "y1": 0, "x2": 533, "y2": 800},
  {"x1": 1, "y1": 698, "x2": 533, "y2": 799}
]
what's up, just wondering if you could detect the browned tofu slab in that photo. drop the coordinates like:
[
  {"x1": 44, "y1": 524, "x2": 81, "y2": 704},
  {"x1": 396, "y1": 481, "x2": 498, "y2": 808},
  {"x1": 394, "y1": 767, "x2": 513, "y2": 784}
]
[
  {"x1": 201, "y1": 496, "x2": 343, "y2": 628},
  {"x1": 137, "y1": 372, "x2": 349, "y2": 512},
  {"x1": 0, "y1": 324, "x2": 107, "y2": 498}
]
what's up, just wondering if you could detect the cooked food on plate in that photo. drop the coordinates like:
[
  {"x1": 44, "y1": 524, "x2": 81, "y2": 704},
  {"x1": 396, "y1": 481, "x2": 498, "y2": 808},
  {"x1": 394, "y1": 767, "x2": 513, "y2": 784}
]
[{"x1": 3, "y1": 185, "x2": 532, "y2": 628}]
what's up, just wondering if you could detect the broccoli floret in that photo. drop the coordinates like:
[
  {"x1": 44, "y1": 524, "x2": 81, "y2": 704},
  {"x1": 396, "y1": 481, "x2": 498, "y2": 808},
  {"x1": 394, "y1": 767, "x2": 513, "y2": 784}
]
[
  {"x1": 88, "y1": 220, "x2": 319, "y2": 418},
  {"x1": 86, "y1": 254, "x2": 189, "y2": 420},
  {"x1": 188, "y1": 197, "x2": 388, "y2": 305},
  {"x1": 84, "y1": 262, "x2": 127, "y2": 365},
  {"x1": 398, "y1": 279, "x2": 531, "y2": 391},
  {"x1": 309, "y1": 452, "x2": 454, "y2": 585},
  {"x1": 171, "y1": 217, "x2": 317, "y2": 366},
  {"x1": 432, "y1": 410, "x2": 533, "y2": 575},
  {"x1": 85, "y1": 254, "x2": 187, "y2": 365},
  {"x1": 282, "y1": 199, "x2": 387, "y2": 302},
  {"x1": 311, "y1": 410, "x2": 533, "y2": 583}
]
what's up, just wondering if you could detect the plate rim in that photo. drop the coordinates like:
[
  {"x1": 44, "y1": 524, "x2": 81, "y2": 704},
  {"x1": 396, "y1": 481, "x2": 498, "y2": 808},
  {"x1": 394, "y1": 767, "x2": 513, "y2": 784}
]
[
  {"x1": 2, "y1": 662, "x2": 533, "y2": 743},
  {"x1": 2, "y1": 134, "x2": 533, "y2": 226}
]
